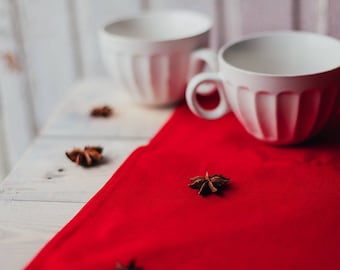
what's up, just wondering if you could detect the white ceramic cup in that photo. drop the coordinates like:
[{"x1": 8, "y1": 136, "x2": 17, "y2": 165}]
[
  {"x1": 99, "y1": 10, "x2": 214, "y2": 106},
  {"x1": 186, "y1": 31, "x2": 340, "y2": 145}
]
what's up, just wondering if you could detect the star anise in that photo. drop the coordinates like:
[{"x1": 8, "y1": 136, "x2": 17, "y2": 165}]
[
  {"x1": 116, "y1": 260, "x2": 142, "y2": 270},
  {"x1": 90, "y1": 105, "x2": 113, "y2": 117},
  {"x1": 189, "y1": 171, "x2": 230, "y2": 196},
  {"x1": 65, "y1": 146, "x2": 103, "y2": 167}
]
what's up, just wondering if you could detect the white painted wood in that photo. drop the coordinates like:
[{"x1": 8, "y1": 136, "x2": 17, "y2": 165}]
[
  {"x1": 316, "y1": 0, "x2": 329, "y2": 34},
  {"x1": 222, "y1": 0, "x2": 243, "y2": 43},
  {"x1": 0, "y1": 79, "x2": 171, "y2": 269},
  {"x1": 71, "y1": 0, "x2": 143, "y2": 77},
  {"x1": 147, "y1": 0, "x2": 218, "y2": 49},
  {"x1": 0, "y1": 200, "x2": 84, "y2": 270},
  {"x1": 0, "y1": 85, "x2": 8, "y2": 180},
  {"x1": 0, "y1": 0, "x2": 36, "y2": 172},
  {"x1": 140, "y1": 0, "x2": 151, "y2": 10},
  {"x1": 296, "y1": 0, "x2": 338, "y2": 36},
  {"x1": 296, "y1": 0, "x2": 319, "y2": 32},
  {"x1": 0, "y1": 136, "x2": 148, "y2": 203},
  {"x1": 0, "y1": 69, "x2": 35, "y2": 169},
  {"x1": 16, "y1": 0, "x2": 78, "y2": 129},
  {"x1": 42, "y1": 78, "x2": 173, "y2": 138},
  {"x1": 238, "y1": 0, "x2": 294, "y2": 35},
  {"x1": 328, "y1": 0, "x2": 340, "y2": 38},
  {"x1": 0, "y1": 78, "x2": 172, "y2": 203}
]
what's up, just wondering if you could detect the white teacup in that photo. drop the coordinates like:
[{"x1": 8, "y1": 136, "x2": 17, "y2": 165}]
[
  {"x1": 99, "y1": 10, "x2": 214, "y2": 106},
  {"x1": 186, "y1": 31, "x2": 340, "y2": 145}
]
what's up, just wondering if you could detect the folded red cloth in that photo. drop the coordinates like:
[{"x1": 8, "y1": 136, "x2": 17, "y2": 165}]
[{"x1": 26, "y1": 103, "x2": 339, "y2": 270}]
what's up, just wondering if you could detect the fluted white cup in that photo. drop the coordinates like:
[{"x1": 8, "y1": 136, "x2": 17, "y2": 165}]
[
  {"x1": 186, "y1": 31, "x2": 340, "y2": 145},
  {"x1": 99, "y1": 10, "x2": 213, "y2": 106}
]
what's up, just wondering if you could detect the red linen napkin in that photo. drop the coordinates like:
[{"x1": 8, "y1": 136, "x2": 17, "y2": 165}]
[{"x1": 26, "y1": 102, "x2": 339, "y2": 270}]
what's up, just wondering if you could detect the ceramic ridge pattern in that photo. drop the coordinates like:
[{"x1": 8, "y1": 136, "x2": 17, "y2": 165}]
[
  {"x1": 231, "y1": 86, "x2": 337, "y2": 144},
  {"x1": 112, "y1": 52, "x2": 192, "y2": 106}
]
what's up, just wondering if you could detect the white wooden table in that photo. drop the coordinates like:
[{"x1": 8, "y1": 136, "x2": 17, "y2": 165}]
[{"x1": 0, "y1": 78, "x2": 173, "y2": 270}]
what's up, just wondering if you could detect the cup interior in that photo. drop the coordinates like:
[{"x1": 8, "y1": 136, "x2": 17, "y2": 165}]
[
  {"x1": 222, "y1": 32, "x2": 340, "y2": 76},
  {"x1": 104, "y1": 10, "x2": 211, "y2": 41}
]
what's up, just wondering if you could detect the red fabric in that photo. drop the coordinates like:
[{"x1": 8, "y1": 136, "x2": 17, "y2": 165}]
[{"x1": 26, "y1": 103, "x2": 340, "y2": 270}]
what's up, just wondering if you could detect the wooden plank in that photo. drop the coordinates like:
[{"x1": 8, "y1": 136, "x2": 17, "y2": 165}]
[
  {"x1": 0, "y1": 65, "x2": 36, "y2": 169},
  {"x1": 16, "y1": 0, "x2": 78, "y2": 129},
  {"x1": 294, "y1": 0, "x2": 339, "y2": 37},
  {"x1": 0, "y1": 136, "x2": 148, "y2": 203},
  {"x1": 297, "y1": 0, "x2": 340, "y2": 38},
  {"x1": 0, "y1": 83, "x2": 9, "y2": 180},
  {"x1": 328, "y1": 0, "x2": 340, "y2": 38},
  {"x1": 0, "y1": 200, "x2": 84, "y2": 270},
  {"x1": 0, "y1": 0, "x2": 36, "y2": 170},
  {"x1": 315, "y1": 0, "x2": 329, "y2": 34},
  {"x1": 221, "y1": 0, "x2": 243, "y2": 43},
  {"x1": 239, "y1": 0, "x2": 294, "y2": 35},
  {"x1": 71, "y1": 0, "x2": 143, "y2": 77},
  {"x1": 147, "y1": 0, "x2": 217, "y2": 49},
  {"x1": 296, "y1": 0, "x2": 319, "y2": 32},
  {"x1": 41, "y1": 79, "x2": 173, "y2": 138}
]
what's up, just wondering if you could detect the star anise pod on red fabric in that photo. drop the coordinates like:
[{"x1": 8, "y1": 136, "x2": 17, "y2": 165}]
[
  {"x1": 116, "y1": 260, "x2": 142, "y2": 270},
  {"x1": 90, "y1": 105, "x2": 113, "y2": 117},
  {"x1": 65, "y1": 146, "x2": 103, "y2": 167},
  {"x1": 189, "y1": 171, "x2": 230, "y2": 196}
]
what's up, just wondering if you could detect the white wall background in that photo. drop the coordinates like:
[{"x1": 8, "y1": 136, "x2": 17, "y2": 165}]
[{"x1": 0, "y1": 0, "x2": 339, "y2": 179}]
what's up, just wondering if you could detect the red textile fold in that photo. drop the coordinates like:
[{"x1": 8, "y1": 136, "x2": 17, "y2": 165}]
[{"x1": 26, "y1": 103, "x2": 340, "y2": 270}]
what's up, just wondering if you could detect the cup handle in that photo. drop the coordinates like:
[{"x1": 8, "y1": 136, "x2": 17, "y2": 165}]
[
  {"x1": 190, "y1": 48, "x2": 218, "y2": 72},
  {"x1": 186, "y1": 72, "x2": 231, "y2": 120},
  {"x1": 189, "y1": 48, "x2": 218, "y2": 95}
]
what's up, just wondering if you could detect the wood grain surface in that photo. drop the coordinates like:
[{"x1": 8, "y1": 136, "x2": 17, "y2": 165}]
[{"x1": 0, "y1": 79, "x2": 173, "y2": 269}]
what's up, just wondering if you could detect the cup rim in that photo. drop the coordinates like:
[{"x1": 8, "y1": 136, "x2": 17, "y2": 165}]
[
  {"x1": 218, "y1": 31, "x2": 340, "y2": 77},
  {"x1": 100, "y1": 9, "x2": 212, "y2": 43}
]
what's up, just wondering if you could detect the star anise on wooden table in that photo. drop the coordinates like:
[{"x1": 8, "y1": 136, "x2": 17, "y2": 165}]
[
  {"x1": 189, "y1": 171, "x2": 230, "y2": 196},
  {"x1": 116, "y1": 260, "x2": 142, "y2": 270},
  {"x1": 90, "y1": 105, "x2": 113, "y2": 117},
  {"x1": 65, "y1": 146, "x2": 103, "y2": 167}
]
